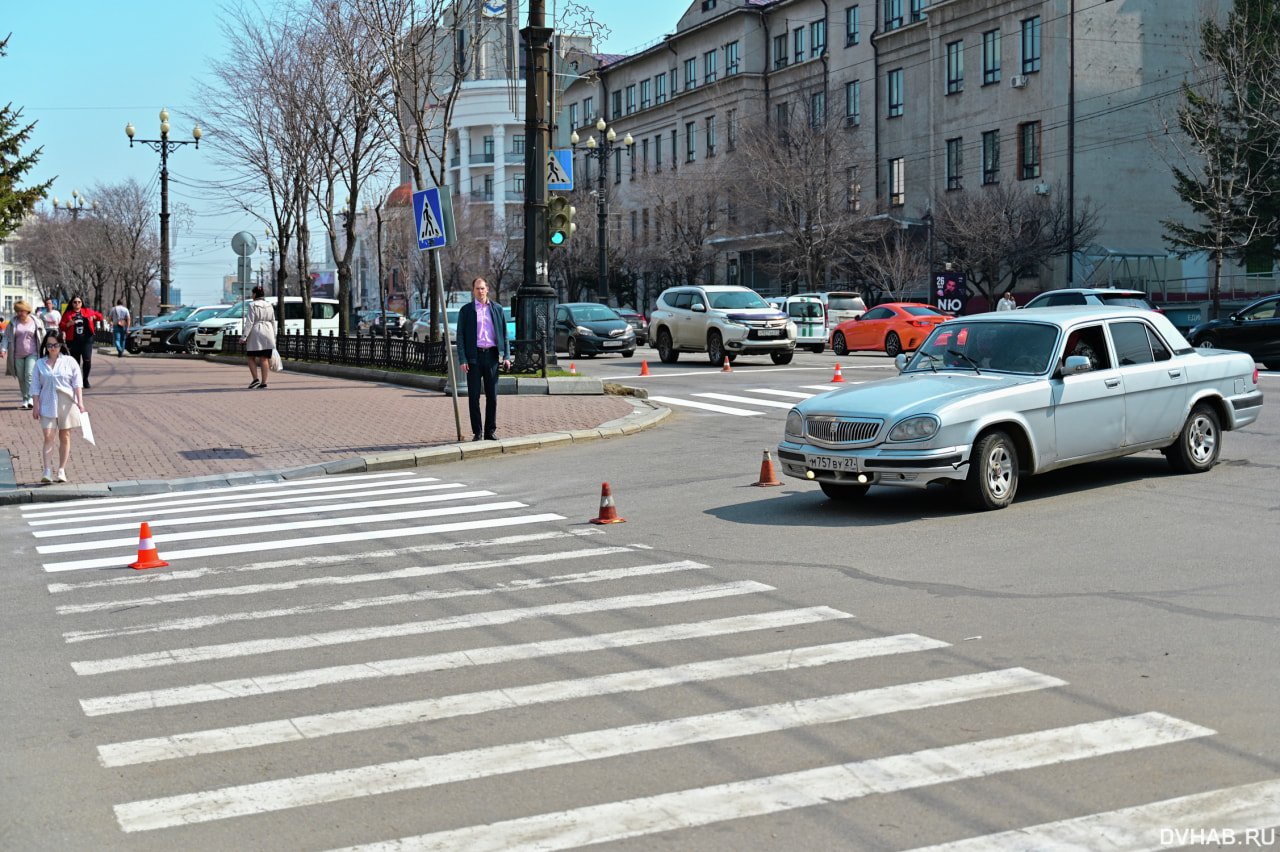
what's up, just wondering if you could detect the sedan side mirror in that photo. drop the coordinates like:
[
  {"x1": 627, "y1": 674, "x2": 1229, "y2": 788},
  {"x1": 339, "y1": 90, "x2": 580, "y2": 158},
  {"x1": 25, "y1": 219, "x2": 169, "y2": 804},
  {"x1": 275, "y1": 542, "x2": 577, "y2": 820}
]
[
  {"x1": 1061, "y1": 354, "x2": 1092, "y2": 376},
  {"x1": 894, "y1": 353, "x2": 910, "y2": 372}
]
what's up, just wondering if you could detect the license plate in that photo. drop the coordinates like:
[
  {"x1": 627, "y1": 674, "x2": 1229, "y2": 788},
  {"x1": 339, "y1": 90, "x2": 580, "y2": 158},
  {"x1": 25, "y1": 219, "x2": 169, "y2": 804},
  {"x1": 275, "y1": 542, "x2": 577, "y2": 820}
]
[
  {"x1": 603, "y1": 340, "x2": 623, "y2": 347},
  {"x1": 757, "y1": 329, "x2": 781, "y2": 338},
  {"x1": 805, "y1": 454, "x2": 859, "y2": 471}
]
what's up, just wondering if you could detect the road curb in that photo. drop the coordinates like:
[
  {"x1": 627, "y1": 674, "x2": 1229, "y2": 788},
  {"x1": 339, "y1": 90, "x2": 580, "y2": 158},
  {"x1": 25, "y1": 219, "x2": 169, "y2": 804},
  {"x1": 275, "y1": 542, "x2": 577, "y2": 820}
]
[{"x1": 0, "y1": 398, "x2": 670, "y2": 506}]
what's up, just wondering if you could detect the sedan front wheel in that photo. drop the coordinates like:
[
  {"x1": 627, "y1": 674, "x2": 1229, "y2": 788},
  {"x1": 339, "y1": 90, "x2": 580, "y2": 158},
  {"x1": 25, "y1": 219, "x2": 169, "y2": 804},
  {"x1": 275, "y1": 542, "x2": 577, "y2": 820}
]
[{"x1": 963, "y1": 430, "x2": 1018, "y2": 510}]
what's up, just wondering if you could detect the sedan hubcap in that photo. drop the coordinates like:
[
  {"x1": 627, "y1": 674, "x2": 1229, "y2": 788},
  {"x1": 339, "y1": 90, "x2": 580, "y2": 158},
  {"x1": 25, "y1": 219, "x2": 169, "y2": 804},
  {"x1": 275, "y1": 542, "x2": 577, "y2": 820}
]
[
  {"x1": 1189, "y1": 416, "x2": 1217, "y2": 463},
  {"x1": 987, "y1": 446, "x2": 1013, "y2": 497}
]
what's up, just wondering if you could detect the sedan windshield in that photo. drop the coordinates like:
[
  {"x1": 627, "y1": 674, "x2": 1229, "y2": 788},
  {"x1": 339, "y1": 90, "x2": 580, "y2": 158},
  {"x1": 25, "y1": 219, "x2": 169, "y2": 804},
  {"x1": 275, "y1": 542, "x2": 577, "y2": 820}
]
[
  {"x1": 708, "y1": 290, "x2": 771, "y2": 310},
  {"x1": 906, "y1": 321, "x2": 1059, "y2": 374},
  {"x1": 573, "y1": 305, "x2": 622, "y2": 322}
]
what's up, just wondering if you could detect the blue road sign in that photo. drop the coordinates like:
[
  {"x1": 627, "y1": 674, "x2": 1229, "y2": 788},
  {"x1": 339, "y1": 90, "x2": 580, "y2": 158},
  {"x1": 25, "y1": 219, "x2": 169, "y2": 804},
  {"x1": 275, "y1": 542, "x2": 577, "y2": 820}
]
[
  {"x1": 548, "y1": 150, "x2": 573, "y2": 191},
  {"x1": 414, "y1": 188, "x2": 448, "y2": 250}
]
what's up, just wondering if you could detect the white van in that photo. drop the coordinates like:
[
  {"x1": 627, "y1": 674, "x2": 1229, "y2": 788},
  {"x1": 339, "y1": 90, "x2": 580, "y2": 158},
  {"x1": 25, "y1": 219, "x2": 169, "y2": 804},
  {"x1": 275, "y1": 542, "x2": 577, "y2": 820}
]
[
  {"x1": 782, "y1": 296, "x2": 826, "y2": 353},
  {"x1": 794, "y1": 291, "x2": 867, "y2": 331},
  {"x1": 193, "y1": 297, "x2": 341, "y2": 352}
]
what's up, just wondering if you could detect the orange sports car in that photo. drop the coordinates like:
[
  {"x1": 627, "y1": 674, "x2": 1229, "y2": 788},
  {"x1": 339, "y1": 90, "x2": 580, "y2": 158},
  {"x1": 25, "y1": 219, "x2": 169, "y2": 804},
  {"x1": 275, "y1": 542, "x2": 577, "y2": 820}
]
[{"x1": 829, "y1": 302, "x2": 951, "y2": 357}]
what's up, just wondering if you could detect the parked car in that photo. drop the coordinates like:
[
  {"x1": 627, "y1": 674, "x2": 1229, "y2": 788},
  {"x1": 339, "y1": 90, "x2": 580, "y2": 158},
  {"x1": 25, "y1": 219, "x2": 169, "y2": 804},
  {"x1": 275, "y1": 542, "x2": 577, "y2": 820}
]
[
  {"x1": 370, "y1": 311, "x2": 409, "y2": 337},
  {"x1": 782, "y1": 296, "x2": 827, "y2": 353},
  {"x1": 793, "y1": 291, "x2": 867, "y2": 330},
  {"x1": 829, "y1": 302, "x2": 950, "y2": 357},
  {"x1": 617, "y1": 311, "x2": 648, "y2": 346},
  {"x1": 778, "y1": 307, "x2": 1263, "y2": 510},
  {"x1": 1022, "y1": 288, "x2": 1160, "y2": 312},
  {"x1": 410, "y1": 307, "x2": 515, "y2": 343},
  {"x1": 194, "y1": 297, "x2": 340, "y2": 352},
  {"x1": 648, "y1": 285, "x2": 797, "y2": 365},
  {"x1": 124, "y1": 315, "x2": 166, "y2": 354},
  {"x1": 554, "y1": 303, "x2": 636, "y2": 358},
  {"x1": 1187, "y1": 294, "x2": 1280, "y2": 371},
  {"x1": 140, "y1": 305, "x2": 229, "y2": 353}
]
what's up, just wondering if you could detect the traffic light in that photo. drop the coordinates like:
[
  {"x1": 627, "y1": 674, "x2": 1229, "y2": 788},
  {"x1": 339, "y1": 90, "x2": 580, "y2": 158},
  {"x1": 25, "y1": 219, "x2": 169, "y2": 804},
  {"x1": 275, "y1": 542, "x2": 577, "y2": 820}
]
[{"x1": 547, "y1": 195, "x2": 575, "y2": 248}]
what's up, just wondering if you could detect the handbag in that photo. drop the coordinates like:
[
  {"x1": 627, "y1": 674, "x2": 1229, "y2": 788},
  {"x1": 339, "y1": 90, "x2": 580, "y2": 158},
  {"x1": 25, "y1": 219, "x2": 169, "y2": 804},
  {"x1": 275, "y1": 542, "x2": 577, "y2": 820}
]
[{"x1": 268, "y1": 348, "x2": 284, "y2": 373}]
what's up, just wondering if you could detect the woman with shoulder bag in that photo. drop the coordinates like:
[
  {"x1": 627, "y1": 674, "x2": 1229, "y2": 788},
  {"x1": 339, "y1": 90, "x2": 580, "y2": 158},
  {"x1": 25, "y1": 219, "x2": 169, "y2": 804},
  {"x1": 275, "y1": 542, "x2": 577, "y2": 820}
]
[{"x1": 241, "y1": 285, "x2": 278, "y2": 389}]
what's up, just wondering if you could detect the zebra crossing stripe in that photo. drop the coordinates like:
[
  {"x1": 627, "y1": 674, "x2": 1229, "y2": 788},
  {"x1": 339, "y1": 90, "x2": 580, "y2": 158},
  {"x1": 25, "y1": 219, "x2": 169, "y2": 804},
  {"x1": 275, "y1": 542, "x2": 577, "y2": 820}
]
[
  {"x1": 57, "y1": 545, "x2": 632, "y2": 615},
  {"x1": 903, "y1": 778, "x2": 1280, "y2": 851},
  {"x1": 313, "y1": 713, "x2": 1212, "y2": 852},
  {"x1": 42, "y1": 512, "x2": 564, "y2": 573},
  {"x1": 646, "y1": 396, "x2": 762, "y2": 416},
  {"x1": 692, "y1": 392, "x2": 797, "y2": 409},
  {"x1": 111, "y1": 666, "x2": 1055, "y2": 831},
  {"x1": 86, "y1": 607, "x2": 854, "y2": 722},
  {"x1": 63, "y1": 561, "x2": 708, "y2": 644},
  {"x1": 104, "y1": 636, "x2": 950, "y2": 798},
  {"x1": 70, "y1": 582, "x2": 774, "y2": 674},
  {"x1": 19, "y1": 471, "x2": 417, "y2": 518},
  {"x1": 744, "y1": 389, "x2": 818, "y2": 399},
  {"x1": 36, "y1": 501, "x2": 530, "y2": 554}
]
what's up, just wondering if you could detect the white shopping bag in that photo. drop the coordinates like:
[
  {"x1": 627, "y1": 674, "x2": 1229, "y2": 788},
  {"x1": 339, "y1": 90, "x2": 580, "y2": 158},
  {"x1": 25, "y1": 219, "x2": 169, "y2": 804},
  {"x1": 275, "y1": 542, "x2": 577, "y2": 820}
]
[{"x1": 80, "y1": 410, "x2": 96, "y2": 445}]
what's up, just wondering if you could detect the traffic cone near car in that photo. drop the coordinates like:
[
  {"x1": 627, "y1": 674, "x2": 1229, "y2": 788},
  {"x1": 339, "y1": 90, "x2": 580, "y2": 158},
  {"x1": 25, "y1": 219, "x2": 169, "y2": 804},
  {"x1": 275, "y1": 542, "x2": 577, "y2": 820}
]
[
  {"x1": 589, "y1": 482, "x2": 627, "y2": 524},
  {"x1": 831, "y1": 363, "x2": 846, "y2": 383},
  {"x1": 753, "y1": 450, "x2": 783, "y2": 487},
  {"x1": 639, "y1": 360, "x2": 650, "y2": 376},
  {"x1": 570, "y1": 363, "x2": 577, "y2": 375},
  {"x1": 721, "y1": 357, "x2": 733, "y2": 372},
  {"x1": 128, "y1": 522, "x2": 169, "y2": 570}
]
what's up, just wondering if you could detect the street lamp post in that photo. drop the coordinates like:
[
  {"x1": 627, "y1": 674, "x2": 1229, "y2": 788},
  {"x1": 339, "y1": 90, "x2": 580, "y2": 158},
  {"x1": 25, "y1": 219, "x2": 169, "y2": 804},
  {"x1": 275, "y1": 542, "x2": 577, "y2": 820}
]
[
  {"x1": 571, "y1": 118, "x2": 633, "y2": 304},
  {"x1": 50, "y1": 188, "x2": 98, "y2": 219},
  {"x1": 126, "y1": 108, "x2": 201, "y2": 315},
  {"x1": 264, "y1": 230, "x2": 278, "y2": 296}
]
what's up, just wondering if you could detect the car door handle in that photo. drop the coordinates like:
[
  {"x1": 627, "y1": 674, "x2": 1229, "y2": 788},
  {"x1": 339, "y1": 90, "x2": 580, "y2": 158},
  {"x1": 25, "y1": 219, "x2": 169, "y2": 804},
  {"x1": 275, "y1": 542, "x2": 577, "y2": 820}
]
[
  {"x1": 1105, "y1": 378, "x2": 1121, "y2": 389},
  {"x1": 1168, "y1": 370, "x2": 1182, "y2": 379}
]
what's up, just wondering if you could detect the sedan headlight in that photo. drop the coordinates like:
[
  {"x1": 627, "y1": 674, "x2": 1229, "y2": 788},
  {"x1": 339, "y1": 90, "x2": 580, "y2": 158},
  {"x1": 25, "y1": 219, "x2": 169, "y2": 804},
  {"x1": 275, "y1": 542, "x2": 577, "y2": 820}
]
[
  {"x1": 576, "y1": 325, "x2": 597, "y2": 337},
  {"x1": 785, "y1": 409, "x2": 805, "y2": 439},
  {"x1": 888, "y1": 415, "x2": 940, "y2": 442}
]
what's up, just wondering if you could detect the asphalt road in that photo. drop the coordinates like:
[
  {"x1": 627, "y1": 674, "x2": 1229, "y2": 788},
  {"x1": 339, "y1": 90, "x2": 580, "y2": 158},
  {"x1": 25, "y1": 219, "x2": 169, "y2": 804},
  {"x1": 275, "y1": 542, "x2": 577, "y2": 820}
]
[{"x1": 2, "y1": 346, "x2": 1278, "y2": 851}]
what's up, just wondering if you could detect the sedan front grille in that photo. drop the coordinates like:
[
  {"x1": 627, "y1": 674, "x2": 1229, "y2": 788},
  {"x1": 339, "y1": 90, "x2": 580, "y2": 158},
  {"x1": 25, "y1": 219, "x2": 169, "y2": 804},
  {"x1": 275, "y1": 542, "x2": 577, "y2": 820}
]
[{"x1": 806, "y1": 416, "x2": 882, "y2": 446}]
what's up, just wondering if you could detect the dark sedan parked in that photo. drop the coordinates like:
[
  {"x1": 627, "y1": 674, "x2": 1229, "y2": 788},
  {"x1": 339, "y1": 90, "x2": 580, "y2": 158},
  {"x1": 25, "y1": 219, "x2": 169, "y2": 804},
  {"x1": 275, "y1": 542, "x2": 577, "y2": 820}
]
[
  {"x1": 617, "y1": 311, "x2": 648, "y2": 346},
  {"x1": 140, "y1": 305, "x2": 232, "y2": 353},
  {"x1": 1188, "y1": 294, "x2": 1280, "y2": 371},
  {"x1": 554, "y1": 303, "x2": 636, "y2": 358}
]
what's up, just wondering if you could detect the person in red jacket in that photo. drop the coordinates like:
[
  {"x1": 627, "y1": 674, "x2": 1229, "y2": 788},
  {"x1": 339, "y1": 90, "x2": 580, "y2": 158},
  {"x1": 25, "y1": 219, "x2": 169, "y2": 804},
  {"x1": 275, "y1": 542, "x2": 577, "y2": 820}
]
[{"x1": 59, "y1": 296, "x2": 105, "y2": 390}]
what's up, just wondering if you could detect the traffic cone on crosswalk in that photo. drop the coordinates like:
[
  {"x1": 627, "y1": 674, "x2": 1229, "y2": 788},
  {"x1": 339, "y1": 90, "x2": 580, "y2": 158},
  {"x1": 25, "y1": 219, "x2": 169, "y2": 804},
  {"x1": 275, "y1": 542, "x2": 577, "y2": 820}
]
[
  {"x1": 639, "y1": 360, "x2": 650, "y2": 376},
  {"x1": 721, "y1": 356, "x2": 733, "y2": 372},
  {"x1": 589, "y1": 482, "x2": 627, "y2": 524},
  {"x1": 128, "y1": 522, "x2": 169, "y2": 570},
  {"x1": 831, "y1": 363, "x2": 846, "y2": 383},
  {"x1": 753, "y1": 449, "x2": 783, "y2": 487}
]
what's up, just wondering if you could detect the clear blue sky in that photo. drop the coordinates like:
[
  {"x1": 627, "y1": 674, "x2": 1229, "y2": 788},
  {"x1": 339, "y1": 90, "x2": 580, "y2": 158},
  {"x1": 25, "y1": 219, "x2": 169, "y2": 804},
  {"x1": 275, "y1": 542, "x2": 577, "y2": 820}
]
[{"x1": 5, "y1": 1, "x2": 690, "y2": 305}]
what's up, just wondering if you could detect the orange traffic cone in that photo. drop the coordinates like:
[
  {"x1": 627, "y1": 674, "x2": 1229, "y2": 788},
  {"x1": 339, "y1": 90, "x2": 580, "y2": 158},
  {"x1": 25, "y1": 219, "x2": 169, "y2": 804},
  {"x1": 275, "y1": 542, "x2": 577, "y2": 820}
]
[
  {"x1": 639, "y1": 360, "x2": 650, "y2": 376},
  {"x1": 589, "y1": 482, "x2": 627, "y2": 524},
  {"x1": 129, "y1": 522, "x2": 169, "y2": 570},
  {"x1": 753, "y1": 449, "x2": 783, "y2": 487},
  {"x1": 831, "y1": 363, "x2": 846, "y2": 383},
  {"x1": 721, "y1": 357, "x2": 733, "y2": 372},
  {"x1": 570, "y1": 363, "x2": 577, "y2": 375}
]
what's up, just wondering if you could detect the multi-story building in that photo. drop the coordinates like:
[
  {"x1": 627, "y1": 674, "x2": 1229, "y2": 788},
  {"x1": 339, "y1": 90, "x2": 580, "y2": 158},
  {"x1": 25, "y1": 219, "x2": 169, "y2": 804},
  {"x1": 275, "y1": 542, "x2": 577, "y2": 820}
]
[
  {"x1": 1, "y1": 233, "x2": 40, "y2": 315},
  {"x1": 562, "y1": 0, "x2": 1256, "y2": 303}
]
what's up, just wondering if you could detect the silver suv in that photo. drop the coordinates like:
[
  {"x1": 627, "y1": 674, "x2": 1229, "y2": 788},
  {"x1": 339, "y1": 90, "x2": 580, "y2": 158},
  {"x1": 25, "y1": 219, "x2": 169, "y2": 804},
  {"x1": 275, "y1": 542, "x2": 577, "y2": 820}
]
[{"x1": 648, "y1": 285, "x2": 797, "y2": 365}]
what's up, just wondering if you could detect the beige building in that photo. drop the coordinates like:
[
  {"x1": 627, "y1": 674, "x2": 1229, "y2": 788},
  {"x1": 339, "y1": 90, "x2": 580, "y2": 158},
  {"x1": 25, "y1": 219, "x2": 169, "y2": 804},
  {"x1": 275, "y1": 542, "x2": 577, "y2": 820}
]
[
  {"x1": 562, "y1": 0, "x2": 1252, "y2": 303},
  {"x1": 1, "y1": 234, "x2": 39, "y2": 315}
]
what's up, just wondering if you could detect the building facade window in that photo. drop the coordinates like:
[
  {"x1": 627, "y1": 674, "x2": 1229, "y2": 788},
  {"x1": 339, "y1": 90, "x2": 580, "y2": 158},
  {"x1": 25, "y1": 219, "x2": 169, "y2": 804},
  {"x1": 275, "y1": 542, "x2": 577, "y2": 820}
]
[
  {"x1": 641, "y1": 137, "x2": 650, "y2": 170},
  {"x1": 887, "y1": 68, "x2": 903, "y2": 117},
  {"x1": 611, "y1": 90, "x2": 622, "y2": 119},
  {"x1": 625, "y1": 84, "x2": 636, "y2": 114},
  {"x1": 615, "y1": 150, "x2": 623, "y2": 182},
  {"x1": 671, "y1": 129, "x2": 679, "y2": 168},
  {"x1": 655, "y1": 134, "x2": 663, "y2": 168},
  {"x1": 845, "y1": 79, "x2": 861, "y2": 125},
  {"x1": 884, "y1": 0, "x2": 903, "y2": 31},
  {"x1": 983, "y1": 29, "x2": 1001, "y2": 85},
  {"x1": 810, "y1": 91, "x2": 826, "y2": 127},
  {"x1": 704, "y1": 49, "x2": 718, "y2": 83},
  {"x1": 811, "y1": 20, "x2": 826, "y2": 56},
  {"x1": 684, "y1": 57, "x2": 698, "y2": 90},
  {"x1": 1022, "y1": 16, "x2": 1041, "y2": 73},
  {"x1": 846, "y1": 5, "x2": 860, "y2": 45},
  {"x1": 512, "y1": 134, "x2": 525, "y2": 154},
  {"x1": 776, "y1": 102, "x2": 790, "y2": 131},
  {"x1": 946, "y1": 41, "x2": 963, "y2": 94},
  {"x1": 568, "y1": 103, "x2": 578, "y2": 129},
  {"x1": 909, "y1": 0, "x2": 924, "y2": 23},
  {"x1": 794, "y1": 27, "x2": 805, "y2": 62},
  {"x1": 1018, "y1": 121, "x2": 1041, "y2": 179},
  {"x1": 631, "y1": 210, "x2": 638, "y2": 241},
  {"x1": 725, "y1": 40, "x2": 740, "y2": 75},
  {"x1": 946, "y1": 137, "x2": 963, "y2": 190},
  {"x1": 514, "y1": 175, "x2": 525, "y2": 194},
  {"x1": 846, "y1": 166, "x2": 862, "y2": 211},
  {"x1": 686, "y1": 121, "x2": 697, "y2": 162},
  {"x1": 774, "y1": 33, "x2": 788, "y2": 69},
  {"x1": 982, "y1": 130, "x2": 1000, "y2": 184},
  {"x1": 706, "y1": 115, "x2": 717, "y2": 155},
  {"x1": 655, "y1": 73, "x2": 667, "y2": 104},
  {"x1": 727, "y1": 108, "x2": 738, "y2": 149},
  {"x1": 483, "y1": 174, "x2": 494, "y2": 198},
  {"x1": 888, "y1": 157, "x2": 905, "y2": 206},
  {"x1": 483, "y1": 136, "x2": 494, "y2": 158},
  {"x1": 583, "y1": 96, "x2": 594, "y2": 120},
  {"x1": 640, "y1": 78, "x2": 651, "y2": 109},
  {"x1": 642, "y1": 208, "x2": 650, "y2": 244}
]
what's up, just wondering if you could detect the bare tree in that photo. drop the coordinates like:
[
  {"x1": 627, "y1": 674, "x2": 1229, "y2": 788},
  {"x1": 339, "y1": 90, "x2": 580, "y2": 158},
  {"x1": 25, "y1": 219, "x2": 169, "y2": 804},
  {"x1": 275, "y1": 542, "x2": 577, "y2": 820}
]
[
  {"x1": 93, "y1": 179, "x2": 160, "y2": 317},
  {"x1": 860, "y1": 221, "x2": 931, "y2": 303},
  {"x1": 632, "y1": 166, "x2": 724, "y2": 290}
]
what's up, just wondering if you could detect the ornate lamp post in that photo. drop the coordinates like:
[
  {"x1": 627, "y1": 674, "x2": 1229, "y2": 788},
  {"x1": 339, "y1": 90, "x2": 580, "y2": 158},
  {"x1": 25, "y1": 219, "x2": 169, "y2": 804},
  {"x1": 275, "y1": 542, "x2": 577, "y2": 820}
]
[
  {"x1": 126, "y1": 108, "x2": 201, "y2": 315},
  {"x1": 50, "y1": 188, "x2": 98, "y2": 218},
  {"x1": 571, "y1": 118, "x2": 633, "y2": 303}
]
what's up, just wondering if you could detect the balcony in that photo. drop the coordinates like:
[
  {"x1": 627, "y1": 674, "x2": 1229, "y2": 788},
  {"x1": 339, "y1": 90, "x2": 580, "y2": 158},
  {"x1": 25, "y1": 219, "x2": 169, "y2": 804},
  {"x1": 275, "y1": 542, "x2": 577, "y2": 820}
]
[{"x1": 469, "y1": 153, "x2": 496, "y2": 165}]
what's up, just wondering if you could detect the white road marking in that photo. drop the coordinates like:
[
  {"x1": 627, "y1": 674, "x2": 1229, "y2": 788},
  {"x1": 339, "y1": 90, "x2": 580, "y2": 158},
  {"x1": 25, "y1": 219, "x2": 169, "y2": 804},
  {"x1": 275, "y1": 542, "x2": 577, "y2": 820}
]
[
  {"x1": 42, "y1": 512, "x2": 563, "y2": 573},
  {"x1": 111, "y1": 666, "x2": 1051, "y2": 830},
  {"x1": 904, "y1": 778, "x2": 1280, "y2": 851},
  {"x1": 693, "y1": 393, "x2": 797, "y2": 409},
  {"x1": 63, "y1": 561, "x2": 706, "y2": 643},
  {"x1": 19, "y1": 471, "x2": 417, "y2": 518},
  {"x1": 646, "y1": 396, "x2": 761, "y2": 415},
  {"x1": 86, "y1": 607, "x2": 853, "y2": 722},
  {"x1": 800, "y1": 383, "x2": 858, "y2": 391},
  {"x1": 36, "y1": 501, "x2": 528, "y2": 554},
  {"x1": 102, "y1": 636, "x2": 948, "y2": 783},
  {"x1": 314, "y1": 713, "x2": 1213, "y2": 852},
  {"x1": 33, "y1": 488, "x2": 491, "y2": 538},
  {"x1": 56, "y1": 546, "x2": 632, "y2": 615},
  {"x1": 47, "y1": 531, "x2": 579, "y2": 593},
  {"x1": 743, "y1": 389, "x2": 818, "y2": 399},
  {"x1": 69, "y1": 581, "x2": 774, "y2": 674}
]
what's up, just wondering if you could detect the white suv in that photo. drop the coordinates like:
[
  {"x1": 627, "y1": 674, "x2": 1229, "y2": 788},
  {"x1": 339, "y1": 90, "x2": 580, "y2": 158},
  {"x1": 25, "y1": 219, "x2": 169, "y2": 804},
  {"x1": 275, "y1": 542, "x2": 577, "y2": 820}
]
[{"x1": 648, "y1": 285, "x2": 796, "y2": 365}]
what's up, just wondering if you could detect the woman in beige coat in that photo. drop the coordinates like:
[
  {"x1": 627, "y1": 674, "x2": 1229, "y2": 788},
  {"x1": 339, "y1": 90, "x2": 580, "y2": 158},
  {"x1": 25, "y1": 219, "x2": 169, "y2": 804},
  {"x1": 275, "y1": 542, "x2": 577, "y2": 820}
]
[{"x1": 240, "y1": 285, "x2": 278, "y2": 389}]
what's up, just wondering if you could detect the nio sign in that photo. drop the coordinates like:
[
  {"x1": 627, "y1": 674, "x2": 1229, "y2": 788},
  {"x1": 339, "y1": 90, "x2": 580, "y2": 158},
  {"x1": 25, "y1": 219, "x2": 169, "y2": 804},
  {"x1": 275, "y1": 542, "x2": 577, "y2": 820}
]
[{"x1": 935, "y1": 272, "x2": 969, "y2": 314}]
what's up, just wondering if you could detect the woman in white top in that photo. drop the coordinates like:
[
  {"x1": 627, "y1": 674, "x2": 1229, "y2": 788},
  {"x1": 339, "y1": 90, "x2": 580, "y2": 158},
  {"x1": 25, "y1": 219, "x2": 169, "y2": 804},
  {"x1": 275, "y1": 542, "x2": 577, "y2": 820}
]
[
  {"x1": 30, "y1": 329, "x2": 86, "y2": 484},
  {"x1": 240, "y1": 285, "x2": 278, "y2": 389}
]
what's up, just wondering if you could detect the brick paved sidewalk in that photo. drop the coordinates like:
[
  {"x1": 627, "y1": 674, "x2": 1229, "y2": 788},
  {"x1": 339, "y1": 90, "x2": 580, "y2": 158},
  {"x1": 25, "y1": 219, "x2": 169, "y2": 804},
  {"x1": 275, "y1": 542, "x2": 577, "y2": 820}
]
[{"x1": 0, "y1": 353, "x2": 634, "y2": 489}]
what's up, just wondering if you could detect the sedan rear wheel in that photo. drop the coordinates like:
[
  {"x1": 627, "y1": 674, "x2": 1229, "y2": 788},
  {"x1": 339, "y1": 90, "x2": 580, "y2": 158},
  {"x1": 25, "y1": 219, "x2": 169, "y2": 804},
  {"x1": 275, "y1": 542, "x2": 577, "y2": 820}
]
[
  {"x1": 1195, "y1": 336, "x2": 1217, "y2": 350},
  {"x1": 656, "y1": 329, "x2": 679, "y2": 363},
  {"x1": 1166, "y1": 403, "x2": 1220, "y2": 473},
  {"x1": 819, "y1": 481, "x2": 870, "y2": 501},
  {"x1": 963, "y1": 430, "x2": 1018, "y2": 510},
  {"x1": 884, "y1": 331, "x2": 903, "y2": 358},
  {"x1": 832, "y1": 332, "x2": 849, "y2": 356}
]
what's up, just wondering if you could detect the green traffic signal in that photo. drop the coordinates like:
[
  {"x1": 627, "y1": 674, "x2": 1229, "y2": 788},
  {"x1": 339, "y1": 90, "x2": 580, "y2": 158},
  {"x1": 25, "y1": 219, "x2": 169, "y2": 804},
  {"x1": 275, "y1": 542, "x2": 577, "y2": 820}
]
[{"x1": 547, "y1": 195, "x2": 575, "y2": 249}]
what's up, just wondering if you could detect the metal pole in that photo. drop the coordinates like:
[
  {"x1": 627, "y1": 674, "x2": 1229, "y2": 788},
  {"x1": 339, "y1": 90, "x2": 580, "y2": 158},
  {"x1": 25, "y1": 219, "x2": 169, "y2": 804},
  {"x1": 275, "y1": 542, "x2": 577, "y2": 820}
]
[
  {"x1": 159, "y1": 141, "x2": 171, "y2": 313},
  {"x1": 598, "y1": 146, "x2": 609, "y2": 303},
  {"x1": 433, "y1": 248, "x2": 464, "y2": 443},
  {"x1": 516, "y1": 0, "x2": 557, "y2": 363}
]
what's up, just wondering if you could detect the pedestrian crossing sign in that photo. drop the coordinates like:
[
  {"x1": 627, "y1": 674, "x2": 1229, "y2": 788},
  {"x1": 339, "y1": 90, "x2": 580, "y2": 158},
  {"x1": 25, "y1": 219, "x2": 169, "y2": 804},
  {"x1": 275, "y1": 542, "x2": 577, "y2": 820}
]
[
  {"x1": 414, "y1": 187, "x2": 454, "y2": 250},
  {"x1": 548, "y1": 150, "x2": 573, "y2": 191}
]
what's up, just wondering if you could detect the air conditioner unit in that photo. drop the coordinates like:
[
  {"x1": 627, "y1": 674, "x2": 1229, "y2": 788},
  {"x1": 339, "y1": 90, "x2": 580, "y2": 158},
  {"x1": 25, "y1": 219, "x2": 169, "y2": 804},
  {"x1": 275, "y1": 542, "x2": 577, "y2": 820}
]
[
  {"x1": 1010, "y1": 75, "x2": 1028, "y2": 88},
  {"x1": 1034, "y1": 183, "x2": 1051, "y2": 196}
]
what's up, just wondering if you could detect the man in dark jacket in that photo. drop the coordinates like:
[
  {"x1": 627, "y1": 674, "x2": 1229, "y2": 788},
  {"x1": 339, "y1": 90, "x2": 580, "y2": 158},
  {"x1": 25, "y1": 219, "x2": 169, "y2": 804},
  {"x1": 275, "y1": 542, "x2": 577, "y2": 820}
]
[{"x1": 455, "y1": 277, "x2": 511, "y2": 441}]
